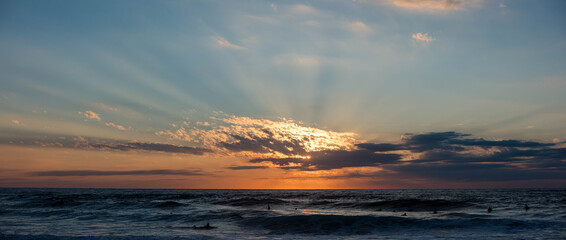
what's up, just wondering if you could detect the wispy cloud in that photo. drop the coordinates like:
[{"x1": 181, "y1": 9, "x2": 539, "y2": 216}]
[
  {"x1": 346, "y1": 21, "x2": 372, "y2": 35},
  {"x1": 105, "y1": 122, "x2": 128, "y2": 131},
  {"x1": 156, "y1": 121, "x2": 194, "y2": 142},
  {"x1": 79, "y1": 110, "x2": 101, "y2": 120},
  {"x1": 412, "y1": 32, "x2": 435, "y2": 43},
  {"x1": 227, "y1": 165, "x2": 269, "y2": 170},
  {"x1": 90, "y1": 102, "x2": 119, "y2": 111},
  {"x1": 11, "y1": 120, "x2": 21, "y2": 125},
  {"x1": 289, "y1": 4, "x2": 319, "y2": 15},
  {"x1": 32, "y1": 169, "x2": 203, "y2": 176},
  {"x1": 84, "y1": 142, "x2": 211, "y2": 155},
  {"x1": 1, "y1": 134, "x2": 212, "y2": 155},
  {"x1": 216, "y1": 37, "x2": 245, "y2": 50},
  {"x1": 392, "y1": 0, "x2": 481, "y2": 11}
]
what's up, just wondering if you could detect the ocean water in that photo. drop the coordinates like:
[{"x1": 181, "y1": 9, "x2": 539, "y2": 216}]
[{"x1": 0, "y1": 188, "x2": 565, "y2": 239}]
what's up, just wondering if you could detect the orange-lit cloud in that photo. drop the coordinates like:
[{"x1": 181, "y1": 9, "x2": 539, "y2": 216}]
[
  {"x1": 105, "y1": 122, "x2": 128, "y2": 131},
  {"x1": 392, "y1": 0, "x2": 481, "y2": 11},
  {"x1": 412, "y1": 32, "x2": 435, "y2": 43},
  {"x1": 79, "y1": 110, "x2": 101, "y2": 120},
  {"x1": 216, "y1": 37, "x2": 245, "y2": 50},
  {"x1": 153, "y1": 115, "x2": 566, "y2": 183},
  {"x1": 159, "y1": 114, "x2": 357, "y2": 159},
  {"x1": 32, "y1": 169, "x2": 203, "y2": 176},
  {"x1": 3, "y1": 111, "x2": 565, "y2": 188}
]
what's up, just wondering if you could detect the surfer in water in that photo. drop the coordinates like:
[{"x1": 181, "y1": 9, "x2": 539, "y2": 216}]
[
  {"x1": 268, "y1": 204, "x2": 271, "y2": 210},
  {"x1": 524, "y1": 204, "x2": 530, "y2": 211},
  {"x1": 192, "y1": 223, "x2": 215, "y2": 229},
  {"x1": 488, "y1": 207, "x2": 493, "y2": 213}
]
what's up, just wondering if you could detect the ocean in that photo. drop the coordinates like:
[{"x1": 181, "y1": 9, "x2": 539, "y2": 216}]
[{"x1": 1, "y1": 188, "x2": 564, "y2": 239}]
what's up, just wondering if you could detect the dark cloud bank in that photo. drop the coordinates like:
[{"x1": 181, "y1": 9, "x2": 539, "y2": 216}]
[
  {"x1": 0, "y1": 134, "x2": 211, "y2": 155},
  {"x1": 33, "y1": 169, "x2": 203, "y2": 176},
  {"x1": 3, "y1": 130, "x2": 565, "y2": 183},
  {"x1": 242, "y1": 132, "x2": 566, "y2": 182}
]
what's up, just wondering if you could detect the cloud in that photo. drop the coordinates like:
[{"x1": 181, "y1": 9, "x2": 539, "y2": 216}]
[
  {"x1": 79, "y1": 110, "x2": 101, "y2": 120},
  {"x1": 85, "y1": 142, "x2": 211, "y2": 155},
  {"x1": 382, "y1": 132, "x2": 565, "y2": 181},
  {"x1": 156, "y1": 121, "x2": 194, "y2": 142},
  {"x1": 10, "y1": 110, "x2": 564, "y2": 184},
  {"x1": 32, "y1": 169, "x2": 203, "y2": 176},
  {"x1": 399, "y1": 131, "x2": 554, "y2": 152},
  {"x1": 246, "y1": 130, "x2": 566, "y2": 182},
  {"x1": 0, "y1": 134, "x2": 212, "y2": 155},
  {"x1": 196, "y1": 121, "x2": 210, "y2": 126},
  {"x1": 290, "y1": 4, "x2": 319, "y2": 15},
  {"x1": 251, "y1": 150, "x2": 402, "y2": 171},
  {"x1": 105, "y1": 122, "x2": 128, "y2": 131},
  {"x1": 212, "y1": 115, "x2": 356, "y2": 157},
  {"x1": 219, "y1": 131, "x2": 308, "y2": 156},
  {"x1": 392, "y1": 0, "x2": 481, "y2": 11},
  {"x1": 158, "y1": 114, "x2": 356, "y2": 159},
  {"x1": 227, "y1": 165, "x2": 269, "y2": 170},
  {"x1": 11, "y1": 120, "x2": 21, "y2": 125},
  {"x1": 90, "y1": 102, "x2": 119, "y2": 111},
  {"x1": 346, "y1": 21, "x2": 372, "y2": 35},
  {"x1": 412, "y1": 33, "x2": 435, "y2": 43},
  {"x1": 356, "y1": 143, "x2": 405, "y2": 152},
  {"x1": 216, "y1": 37, "x2": 245, "y2": 50}
]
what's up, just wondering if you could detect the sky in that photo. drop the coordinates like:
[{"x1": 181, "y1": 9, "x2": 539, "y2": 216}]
[{"x1": 1, "y1": 0, "x2": 565, "y2": 189}]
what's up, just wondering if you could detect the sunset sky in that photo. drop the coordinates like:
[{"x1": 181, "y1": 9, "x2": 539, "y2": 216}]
[{"x1": 1, "y1": 0, "x2": 565, "y2": 189}]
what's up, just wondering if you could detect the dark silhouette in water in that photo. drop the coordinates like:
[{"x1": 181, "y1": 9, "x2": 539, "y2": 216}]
[
  {"x1": 192, "y1": 223, "x2": 215, "y2": 230},
  {"x1": 488, "y1": 207, "x2": 493, "y2": 213},
  {"x1": 377, "y1": 208, "x2": 382, "y2": 211},
  {"x1": 268, "y1": 204, "x2": 271, "y2": 210},
  {"x1": 524, "y1": 204, "x2": 530, "y2": 211},
  {"x1": 402, "y1": 213, "x2": 407, "y2": 216},
  {"x1": 433, "y1": 210, "x2": 438, "y2": 214}
]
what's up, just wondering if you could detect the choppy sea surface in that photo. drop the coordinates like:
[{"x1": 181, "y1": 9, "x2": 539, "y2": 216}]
[{"x1": 1, "y1": 188, "x2": 565, "y2": 239}]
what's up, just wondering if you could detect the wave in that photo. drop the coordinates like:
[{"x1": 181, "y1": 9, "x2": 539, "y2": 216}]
[
  {"x1": 360, "y1": 198, "x2": 471, "y2": 211},
  {"x1": 308, "y1": 200, "x2": 337, "y2": 206},
  {"x1": 241, "y1": 214, "x2": 563, "y2": 235},
  {"x1": 163, "y1": 194, "x2": 198, "y2": 200},
  {"x1": 0, "y1": 234, "x2": 216, "y2": 240},
  {"x1": 152, "y1": 201, "x2": 185, "y2": 209},
  {"x1": 14, "y1": 197, "x2": 84, "y2": 208},
  {"x1": 214, "y1": 197, "x2": 288, "y2": 206}
]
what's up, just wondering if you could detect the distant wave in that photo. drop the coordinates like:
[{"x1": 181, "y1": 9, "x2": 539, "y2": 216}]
[
  {"x1": 360, "y1": 198, "x2": 471, "y2": 211},
  {"x1": 152, "y1": 201, "x2": 185, "y2": 209},
  {"x1": 242, "y1": 214, "x2": 562, "y2": 235},
  {"x1": 214, "y1": 197, "x2": 288, "y2": 206}
]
